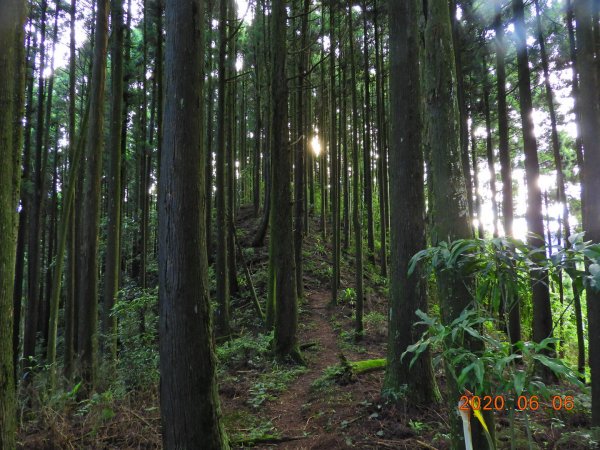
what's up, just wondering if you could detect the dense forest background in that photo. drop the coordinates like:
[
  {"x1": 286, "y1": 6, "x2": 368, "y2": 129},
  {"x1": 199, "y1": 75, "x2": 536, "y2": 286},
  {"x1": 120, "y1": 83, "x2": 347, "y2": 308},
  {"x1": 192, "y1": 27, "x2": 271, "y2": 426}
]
[{"x1": 1, "y1": 0, "x2": 600, "y2": 448}]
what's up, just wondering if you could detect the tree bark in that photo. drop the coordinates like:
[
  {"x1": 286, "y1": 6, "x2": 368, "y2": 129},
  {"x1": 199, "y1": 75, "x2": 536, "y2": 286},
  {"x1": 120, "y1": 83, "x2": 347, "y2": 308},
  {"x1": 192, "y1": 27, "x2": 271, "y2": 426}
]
[
  {"x1": 423, "y1": 1, "x2": 494, "y2": 447},
  {"x1": 494, "y1": 0, "x2": 520, "y2": 345},
  {"x1": 513, "y1": 0, "x2": 554, "y2": 356},
  {"x1": 574, "y1": 0, "x2": 600, "y2": 426},
  {"x1": 347, "y1": 1, "x2": 364, "y2": 338},
  {"x1": 215, "y1": 0, "x2": 230, "y2": 336},
  {"x1": 1, "y1": 0, "x2": 26, "y2": 445},
  {"x1": 102, "y1": 0, "x2": 126, "y2": 361},
  {"x1": 159, "y1": 0, "x2": 229, "y2": 446},
  {"x1": 77, "y1": 0, "x2": 109, "y2": 387},
  {"x1": 268, "y1": 0, "x2": 301, "y2": 362},
  {"x1": 384, "y1": 0, "x2": 439, "y2": 405}
]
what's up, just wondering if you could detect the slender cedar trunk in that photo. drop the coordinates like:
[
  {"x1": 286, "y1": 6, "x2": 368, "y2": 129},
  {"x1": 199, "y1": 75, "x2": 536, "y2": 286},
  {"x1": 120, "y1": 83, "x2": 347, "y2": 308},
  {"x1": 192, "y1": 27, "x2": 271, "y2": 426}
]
[
  {"x1": 38, "y1": 5, "x2": 60, "y2": 351},
  {"x1": 77, "y1": 0, "x2": 109, "y2": 387},
  {"x1": 494, "y1": 0, "x2": 520, "y2": 344},
  {"x1": 374, "y1": 0, "x2": 386, "y2": 276},
  {"x1": 304, "y1": 84, "x2": 310, "y2": 235},
  {"x1": 159, "y1": 0, "x2": 229, "y2": 446},
  {"x1": 226, "y1": 0, "x2": 239, "y2": 296},
  {"x1": 215, "y1": 0, "x2": 230, "y2": 335},
  {"x1": 534, "y1": 0, "x2": 573, "y2": 355},
  {"x1": 574, "y1": 0, "x2": 600, "y2": 426},
  {"x1": 252, "y1": 28, "x2": 262, "y2": 216},
  {"x1": 534, "y1": 0, "x2": 568, "y2": 227},
  {"x1": 384, "y1": 0, "x2": 438, "y2": 405},
  {"x1": 268, "y1": 0, "x2": 301, "y2": 362},
  {"x1": 513, "y1": 0, "x2": 554, "y2": 356},
  {"x1": 74, "y1": 3, "x2": 94, "y2": 358},
  {"x1": 1, "y1": 0, "x2": 26, "y2": 446},
  {"x1": 470, "y1": 117, "x2": 485, "y2": 239},
  {"x1": 482, "y1": 65, "x2": 499, "y2": 238},
  {"x1": 137, "y1": 2, "x2": 151, "y2": 336},
  {"x1": 566, "y1": 0, "x2": 586, "y2": 183},
  {"x1": 13, "y1": 27, "x2": 35, "y2": 382},
  {"x1": 252, "y1": 0, "x2": 271, "y2": 247},
  {"x1": 451, "y1": 0, "x2": 475, "y2": 228},
  {"x1": 342, "y1": 57, "x2": 350, "y2": 251},
  {"x1": 23, "y1": 0, "x2": 48, "y2": 369},
  {"x1": 362, "y1": 0, "x2": 375, "y2": 261},
  {"x1": 155, "y1": 0, "x2": 163, "y2": 182},
  {"x1": 115, "y1": 0, "x2": 130, "y2": 281},
  {"x1": 46, "y1": 98, "x2": 90, "y2": 387},
  {"x1": 319, "y1": 13, "x2": 327, "y2": 240},
  {"x1": 382, "y1": 77, "x2": 390, "y2": 236},
  {"x1": 423, "y1": 1, "x2": 494, "y2": 447},
  {"x1": 294, "y1": 0, "x2": 309, "y2": 299},
  {"x1": 102, "y1": 0, "x2": 125, "y2": 361},
  {"x1": 565, "y1": 2, "x2": 586, "y2": 377},
  {"x1": 64, "y1": 0, "x2": 77, "y2": 380},
  {"x1": 347, "y1": 1, "x2": 364, "y2": 337},
  {"x1": 205, "y1": 19, "x2": 215, "y2": 263},
  {"x1": 42, "y1": 138, "x2": 59, "y2": 349},
  {"x1": 329, "y1": 0, "x2": 340, "y2": 303}
]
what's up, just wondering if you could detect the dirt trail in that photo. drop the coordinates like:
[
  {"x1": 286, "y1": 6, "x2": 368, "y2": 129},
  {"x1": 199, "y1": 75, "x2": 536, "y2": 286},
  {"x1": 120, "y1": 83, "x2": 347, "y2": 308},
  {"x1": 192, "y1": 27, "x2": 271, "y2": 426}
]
[{"x1": 259, "y1": 290, "x2": 352, "y2": 449}]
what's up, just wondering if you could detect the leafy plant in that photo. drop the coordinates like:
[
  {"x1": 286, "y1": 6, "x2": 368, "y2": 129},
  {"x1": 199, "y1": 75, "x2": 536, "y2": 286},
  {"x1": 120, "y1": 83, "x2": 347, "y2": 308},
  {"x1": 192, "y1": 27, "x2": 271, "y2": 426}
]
[{"x1": 340, "y1": 287, "x2": 356, "y2": 305}]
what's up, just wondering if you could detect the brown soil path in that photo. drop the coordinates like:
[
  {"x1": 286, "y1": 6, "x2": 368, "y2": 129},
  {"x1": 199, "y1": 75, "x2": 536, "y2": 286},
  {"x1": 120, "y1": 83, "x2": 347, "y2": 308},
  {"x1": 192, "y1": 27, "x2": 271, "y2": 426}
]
[{"x1": 257, "y1": 290, "x2": 357, "y2": 449}]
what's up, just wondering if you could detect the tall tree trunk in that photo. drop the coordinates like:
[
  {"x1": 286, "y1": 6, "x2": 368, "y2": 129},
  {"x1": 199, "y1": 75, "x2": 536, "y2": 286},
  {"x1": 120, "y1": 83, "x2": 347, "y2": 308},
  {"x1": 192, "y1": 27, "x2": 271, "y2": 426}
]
[
  {"x1": 470, "y1": 117, "x2": 485, "y2": 239},
  {"x1": 159, "y1": 0, "x2": 229, "y2": 446},
  {"x1": 1, "y1": 0, "x2": 26, "y2": 445},
  {"x1": 215, "y1": 0, "x2": 230, "y2": 336},
  {"x1": 494, "y1": 0, "x2": 520, "y2": 345},
  {"x1": 102, "y1": 0, "x2": 126, "y2": 360},
  {"x1": 423, "y1": 1, "x2": 494, "y2": 447},
  {"x1": 347, "y1": 1, "x2": 364, "y2": 337},
  {"x1": 13, "y1": 26, "x2": 35, "y2": 382},
  {"x1": 294, "y1": 0, "x2": 309, "y2": 299},
  {"x1": 329, "y1": 0, "x2": 340, "y2": 303},
  {"x1": 64, "y1": 0, "x2": 77, "y2": 380},
  {"x1": 451, "y1": 0, "x2": 475, "y2": 228},
  {"x1": 77, "y1": 0, "x2": 110, "y2": 387},
  {"x1": 362, "y1": 0, "x2": 375, "y2": 261},
  {"x1": 513, "y1": 0, "x2": 554, "y2": 357},
  {"x1": 384, "y1": 0, "x2": 438, "y2": 405},
  {"x1": 565, "y1": 0, "x2": 586, "y2": 378},
  {"x1": 268, "y1": 0, "x2": 301, "y2": 362},
  {"x1": 574, "y1": 0, "x2": 600, "y2": 426},
  {"x1": 226, "y1": 0, "x2": 239, "y2": 297},
  {"x1": 205, "y1": 16, "x2": 215, "y2": 263},
  {"x1": 374, "y1": 0, "x2": 386, "y2": 276},
  {"x1": 482, "y1": 62, "x2": 499, "y2": 238},
  {"x1": 46, "y1": 98, "x2": 90, "y2": 388},
  {"x1": 23, "y1": 0, "x2": 48, "y2": 370},
  {"x1": 341, "y1": 56, "x2": 350, "y2": 251}
]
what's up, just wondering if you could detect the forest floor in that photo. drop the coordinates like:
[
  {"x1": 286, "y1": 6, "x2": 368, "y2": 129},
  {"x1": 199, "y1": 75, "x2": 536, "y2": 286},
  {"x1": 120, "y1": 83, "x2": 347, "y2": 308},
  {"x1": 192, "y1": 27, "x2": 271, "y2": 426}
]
[{"x1": 17, "y1": 207, "x2": 597, "y2": 449}]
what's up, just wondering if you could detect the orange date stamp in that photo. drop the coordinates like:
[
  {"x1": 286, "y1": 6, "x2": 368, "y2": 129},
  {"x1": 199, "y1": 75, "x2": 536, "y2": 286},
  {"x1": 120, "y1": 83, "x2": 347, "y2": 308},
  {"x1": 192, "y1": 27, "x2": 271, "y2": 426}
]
[{"x1": 459, "y1": 394, "x2": 575, "y2": 411}]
